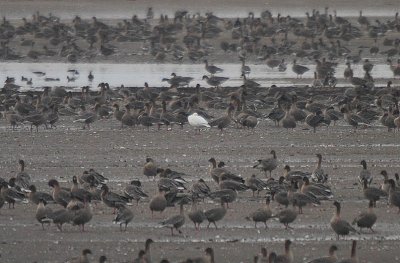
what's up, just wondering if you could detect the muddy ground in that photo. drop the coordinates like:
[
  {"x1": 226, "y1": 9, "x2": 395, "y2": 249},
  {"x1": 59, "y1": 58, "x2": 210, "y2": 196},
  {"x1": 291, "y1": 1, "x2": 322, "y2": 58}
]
[{"x1": 0, "y1": 113, "x2": 399, "y2": 262}]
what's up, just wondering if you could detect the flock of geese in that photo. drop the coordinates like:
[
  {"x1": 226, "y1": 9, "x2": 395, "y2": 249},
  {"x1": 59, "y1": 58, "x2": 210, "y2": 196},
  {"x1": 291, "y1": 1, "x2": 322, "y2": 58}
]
[{"x1": 1, "y1": 152, "x2": 400, "y2": 262}]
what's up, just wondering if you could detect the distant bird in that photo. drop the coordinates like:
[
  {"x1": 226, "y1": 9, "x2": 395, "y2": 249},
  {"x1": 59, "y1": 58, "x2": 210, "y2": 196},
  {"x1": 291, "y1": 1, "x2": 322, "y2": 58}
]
[
  {"x1": 160, "y1": 203, "x2": 185, "y2": 235},
  {"x1": 88, "y1": 71, "x2": 94, "y2": 81},
  {"x1": 273, "y1": 207, "x2": 297, "y2": 229},
  {"x1": 188, "y1": 113, "x2": 210, "y2": 134},
  {"x1": 35, "y1": 199, "x2": 53, "y2": 230},
  {"x1": 306, "y1": 244, "x2": 338, "y2": 263},
  {"x1": 246, "y1": 196, "x2": 273, "y2": 228},
  {"x1": 143, "y1": 157, "x2": 157, "y2": 180},
  {"x1": 352, "y1": 200, "x2": 377, "y2": 232},
  {"x1": 292, "y1": 59, "x2": 310, "y2": 78},
  {"x1": 204, "y1": 59, "x2": 223, "y2": 75}
]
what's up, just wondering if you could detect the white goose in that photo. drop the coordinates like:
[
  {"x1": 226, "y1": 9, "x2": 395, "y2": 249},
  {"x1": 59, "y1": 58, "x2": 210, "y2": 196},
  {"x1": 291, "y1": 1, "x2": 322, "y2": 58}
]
[{"x1": 188, "y1": 113, "x2": 210, "y2": 134}]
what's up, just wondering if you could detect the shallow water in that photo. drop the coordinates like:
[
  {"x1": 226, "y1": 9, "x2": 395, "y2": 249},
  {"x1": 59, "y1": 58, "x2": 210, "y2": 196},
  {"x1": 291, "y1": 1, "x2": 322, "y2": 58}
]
[{"x1": 0, "y1": 62, "x2": 395, "y2": 90}]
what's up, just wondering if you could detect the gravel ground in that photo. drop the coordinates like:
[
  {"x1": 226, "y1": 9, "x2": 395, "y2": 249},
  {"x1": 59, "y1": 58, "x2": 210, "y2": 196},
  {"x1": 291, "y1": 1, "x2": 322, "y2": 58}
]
[{"x1": 0, "y1": 113, "x2": 399, "y2": 262}]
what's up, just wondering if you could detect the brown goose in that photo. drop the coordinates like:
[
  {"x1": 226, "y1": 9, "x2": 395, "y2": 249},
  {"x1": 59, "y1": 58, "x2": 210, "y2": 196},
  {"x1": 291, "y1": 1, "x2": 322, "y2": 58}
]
[
  {"x1": 282, "y1": 108, "x2": 296, "y2": 130},
  {"x1": 388, "y1": 179, "x2": 400, "y2": 212},
  {"x1": 275, "y1": 240, "x2": 294, "y2": 263},
  {"x1": 273, "y1": 207, "x2": 297, "y2": 229},
  {"x1": 35, "y1": 199, "x2": 53, "y2": 230},
  {"x1": 48, "y1": 179, "x2": 72, "y2": 208},
  {"x1": 28, "y1": 185, "x2": 54, "y2": 204},
  {"x1": 121, "y1": 105, "x2": 137, "y2": 128},
  {"x1": 246, "y1": 196, "x2": 273, "y2": 228},
  {"x1": 330, "y1": 201, "x2": 359, "y2": 240},
  {"x1": 71, "y1": 176, "x2": 92, "y2": 202},
  {"x1": 204, "y1": 201, "x2": 227, "y2": 229},
  {"x1": 362, "y1": 179, "x2": 387, "y2": 207},
  {"x1": 292, "y1": 60, "x2": 309, "y2": 78},
  {"x1": 160, "y1": 202, "x2": 185, "y2": 235},
  {"x1": 311, "y1": 154, "x2": 328, "y2": 183},
  {"x1": 188, "y1": 200, "x2": 206, "y2": 230},
  {"x1": 208, "y1": 158, "x2": 241, "y2": 184},
  {"x1": 307, "y1": 244, "x2": 338, "y2": 263},
  {"x1": 143, "y1": 157, "x2": 158, "y2": 180},
  {"x1": 337, "y1": 240, "x2": 358, "y2": 263},
  {"x1": 113, "y1": 204, "x2": 134, "y2": 231},
  {"x1": 149, "y1": 189, "x2": 167, "y2": 217},
  {"x1": 246, "y1": 174, "x2": 268, "y2": 196},
  {"x1": 143, "y1": 238, "x2": 154, "y2": 263},
  {"x1": 1, "y1": 181, "x2": 26, "y2": 208},
  {"x1": 48, "y1": 207, "x2": 74, "y2": 231},
  {"x1": 288, "y1": 181, "x2": 320, "y2": 214},
  {"x1": 253, "y1": 150, "x2": 278, "y2": 177},
  {"x1": 191, "y1": 179, "x2": 211, "y2": 200},
  {"x1": 15, "y1": 159, "x2": 31, "y2": 191},
  {"x1": 100, "y1": 184, "x2": 130, "y2": 214},
  {"x1": 305, "y1": 110, "x2": 328, "y2": 133},
  {"x1": 189, "y1": 247, "x2": 215, "y2": 263},
  {"x1": 380, "y1": 170, "x2": 390, "y2": 194},
  {"x1": 124, "y1": 180, "x2": 148, "y2": 204},
  {"x1": 71, "y1": 199, "x2": 93, "y2": 232},
  {"x1": 352, "y1": 200, "x2": 377, "y2": 232},
  {"x1": 209, "y1": 104, "x2": 235, "y2": 132},
  {"x1": 112, "y1": 103, "x2": 124, "y2": 121}
]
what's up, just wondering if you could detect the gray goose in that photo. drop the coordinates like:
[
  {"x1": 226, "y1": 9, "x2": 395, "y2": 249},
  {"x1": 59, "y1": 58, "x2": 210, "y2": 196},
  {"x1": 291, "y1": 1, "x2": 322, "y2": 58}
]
[
  {"x1": 362, "y1": 179, "x2": 387, "y2": 207},
  {"x1": 208, "y1": 158, "x2": 241, "y2": 184},
  {"x1": 340, "y1": 107, "x2": 370, "y2": 130},
  {"x1": 283, "y1": 165, "x2": 311, "y2": 182},
  {"x1": 149, "y1": 189, "x2": 167, "y2": 217},
  {"x1": 71, "y1": 199, "x2": 93, "y2": 232},
  {"x1": 143, "y1": 157, "x2": 157, "y2": 180},
  {"x1": 307, "y1": 244, "x2": 338, "y2": 263},
  {"x1": 246, "y1": 196, "x2": 273, "y2": 228},
  {"x1": 202, "y1": 75, "x2": 229, "y2": 88},
  {"x1": 15, "y1": 159, "x2": 31, "y2": 191},
  {"x1": 305, "y1": 110, "x2": 328, "y2": 133},
  {"x1": 292, "y1": 59, "x2": 309, "y2": 78},
  {"x1": 113, "y1": 204, "x2": 134, "y2": 231},
  {"x1": 352, "y1": 200, "x2": 377, "y2": 232},
  {"x1": 204, "y1": 200, "x2": 227, "y2": 229},
  {"x1": 67, "y1": 249, "x2": 92, "y2": 263},
  {"x1": 388, "y1": 179, "x2": 400, "y2": 212},
  {"x1": 204, "y1": 59, "x2": 223, "y2": 75},
  {"x1": 208, "y1": 188, "x2": 237, "y2": 207},
  {"x1": 282, "y1": 108, "x2": 296, "y2": 130},
  {"x1": 253, "y1": 150, "x2": 278, "y2": 177},
  {"x1": 191, "y1": 179, "x2": 211, "y2": 200},
  {"x1": 301, "y1": 177, "x2": 333, "y2": 200},
  {"x1": 48, "y1": 207, "x2": 74, "y2": 231},
  {"x1": 358, "y1": 160, "x2": 372, "y2": 185},
  {"x1": 120, "y1": 105, "x2": 137, "y2": 128},
  {"x1": 100, "y1": 184, "x2": 130, "y2": 214},
  {"x1": 112, "y1": 103, "x2": 124, "y2": 121},
  {"x1": 273, "y1": 207, "x2": 297, "y2": 229},
  {"x1": 188, "y1": 200, "x2": 206, "y2": 231},
  {"x1": 246, "y1": 174, "x2": 268, "y2": 196},
  {"x1": 209, "y1": 104, "x2": 235, "y2": 132},
  {"x1": 330, "y1": 201, "x2": 359, "y2": 240},
  {"x1": 124, "y1": 180, "x2": 148, "y2": 204},
  {"x1": 160, "y1": 202, "x2": 185, "y2": 235},
  {"x1": 288, "y1": 181, "x2": 320, "y2": 214},
  {"x1": 28, "y1": 185, "x2": 54, "y2": 204}
]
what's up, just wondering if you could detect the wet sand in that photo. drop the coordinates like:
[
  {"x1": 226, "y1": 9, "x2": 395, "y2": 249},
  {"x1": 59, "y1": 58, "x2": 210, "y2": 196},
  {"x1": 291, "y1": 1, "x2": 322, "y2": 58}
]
[{"x1": 0, "y1": 113, "x2": 399, "y2": 262}]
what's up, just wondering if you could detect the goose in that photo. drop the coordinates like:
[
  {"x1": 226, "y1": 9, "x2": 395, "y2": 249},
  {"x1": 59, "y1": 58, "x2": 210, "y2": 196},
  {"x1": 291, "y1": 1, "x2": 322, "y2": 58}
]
[
  {"x1": 246, "y1": 174, "x2": 268, "y2": 196},
  {"x1": 191, "y1": 179, "x2": 211, "y2": 200},
  {"x1": 330, "y1": 201, "x2": 359, "y2": 240},
  {"x1": 307, "y1": 244, "x2": 338, "y2": 263},
  {"x1": 160, "y1": 202, "x2": 185, "y2": 235},
  {"x1": 253, "y1": 150, "x2": 278, "y2": 177},
  {"x1": 362, "y1": 178, "x2": 387, "y2": 206},
  {"x1": 388, "y1": 179, "x2": 400, "y2": 212},
  {"x1": 282, "y1": 108, "x2": 296, "y2": 130},
  {"x1": 246, "y1": 196, "x2": 273, "y2": 228},
  {"x1": 48, "y1": 179, "x2": 71, "y2": 208},
  {"x1": 48, "y1": 207, "x2": 74, "y2": 231},
  {"x1": 188, "y1": 200, "x2": 206, "y2": 231},
  {"x1": 292, "y1": 59, "x2": 309, "y2": 78},
  {"x1": 74, "y1": 105, "x2": 99, "y2": 129},
  {"x1": 149, "y1": 189, "x2": 167, "y2": 217},
  {"x1": 202, "y1": 75, "x2": 229, "y2": 87},
  {"x1": 143, "y1": 157, "x2": 158, "y2": 180},
  {"x1": 209, "y1": 104, "x2": 235, "y2": 132},
  {"x1": 124, "y1": 180, "x2": 148, "y2": 204},
  {"x1": 204, "y1": 59, "x2": 223, "y2": 75},
  {"x1": 28, "y1": 185, "x2": 54, "y2": 204},
  {"x1": 273, "y1": 207, "x2": 297, "y2": 229},
  {"x1": 311, "y1": 154, "x2": 328, "y2": 183},
  {"x1": 305, "y1": 110, "x2": 328, "y2": 133},
  {"x1": 71, "y1": 199, "x2": 93, "y2": 232},
  {"x1": 35, "y1": 199, "x2": 53, "y2": 230},
  {"x1": 188, "y1": 247, "x2": 215, "y2": 263},
  {"x1": 113, "y1": 204, "x2": 134, "y2": 231},
  {"x1": 71, "y1": 176, "x2": 92, "y2": 202},
  {"x1": 288, "y1": 181, "x2": 320, "y2": 214},
  {"x1": 283, "y1": 165, "x2": 311, "y2": 182},
  {"x1": 340, "y1": 107, "x2": 370, "y2": 130},
  {"x1": 337, "y1": 240, "x2": 358, "y2": 263},
  {"x1": 188, "y1": 112, "x2": 210, "y2": 134},
  {"x1": 301, "y1": 177, "x2": 333, "y2": 200},
  {"x1": 88, "y1": 71, "x2": 94, "y2": 81},
  {"x1": 208, "y1": 188, "x2": 237, "y2": 207},
  {"x1": 120, "y1": 105, "x2": 137, "y2": 128},
  {"x1": 352, "y1": 200, "x2": 377, "y2": 232},
  {"x1": 100, "y1": 184, "x2": 130, "y2": 214},
  {"x1": 204, "y1": 201, "x2": 227, "y2": 229},
  {"x1": 275, "y1": 240, "x2": 294, "y2": 263},
  {"x1": 344, "y1": 62, "x2": 354, "y2": 79},
  {"x1": 15, "y1": 159, "x2": 31, "y2": 191}
]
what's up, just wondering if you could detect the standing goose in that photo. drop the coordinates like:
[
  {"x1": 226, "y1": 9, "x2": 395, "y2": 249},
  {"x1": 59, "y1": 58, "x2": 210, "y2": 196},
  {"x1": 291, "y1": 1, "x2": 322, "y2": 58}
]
[
  {"x1": 71, "y1": 176, "x2": 92, "y2": 202},
  {"x1": 204, "y1": 59, "x2": 223, "y2": 75},
  {"x1": 143, "y1": 157, "x2": 158, "y2": 180},
  {"x1": 188, "y1": 247, "x2": 215, "y2": 263},
  {"x1": 301, "y1": 177, "x2": 333, "y2": 200},
  {"x1": 246, "y1": 174, "x2": 268, "y2": 196},
  {"x1": 362, "y1": 179, "x2": 387, "y2": 207},
  {"x1": 121, "y1": 105, "x2": 137, "y2": 128},
  {"x1": 188, "y1": 200, "x2": 206, "y2": 231},
  {"x1": 149, "y1": 189, "x2": 167, "y2": 217},
  {"x1": 344, "y1": 62, "x2": 354, "y2": 79},
  {"x1": 380, "y1": 170, "x2": 390, "y2": 194},
  {"x1": 282, "y1": 108, "x2": 296, "y2": 130},
  {"x1": 71, "y1": 199, "x2": 93, "y2": 232},
  {"x1": 15, "y1": 159, "x2": 31, "y2": 191},
  {"x1": 352, "y1": 200, "x2": 377, "y2": 232},
  {"x1": 160, "y1": 202, "x2": 185, "y2": 235},
  {"x1": 330, "y1": 201, "x2": 359, "y2": 240},
  {"x1": 358, "y1": 160, "x2": 372, "y2": 185},
  {"x1": 273, "y1": 207, "x2": 297, "y2": 229},
  {"x1": 113, "y1": 204, "x2": 134, "y2": 231},
  {"x1": 388, "y1": 179, "x2": 400, "y2": 212},
  {"x1": 112, "y1": 103, "x2": 124, "y2": 121},
  {"x1": 208, "y1": 158, "x2": 237, "y2": 184},
  {"x1": 74, "y1": 104, "x2": 99, "y2": 129},
  {"x1": 67, "y1": 249, "x2": 92, "y2": 263},
  {"x1": 191, "y1": 179, "x2": 211, "y2": 200},
  {"x1": 307, "y1": 244, "x2": 338, "y2": 263},
  {"x1": 305, "y1": 110, "x2": 329, "y2": 133},
  {"x1": 28, "y1": 185, "x2": 54, "y2": 204},
  {"x1": 337, "y1": 241, "x2": 358, "y2": 263},
  {"x1": 275, "y1": 240, "x2": 294, "y2": 263},
  {"x1": 311, "y1": 154, "x2": 328, "y2": 183},
  {"x1": 204, "y1": 200, "x2": 227, "y2": 229},
  {"x1": 246, "y1": 196, "x2": 273, "y2": 228},
  {"x1": 100, "y1": 184, "x2": 130, "y2": 214},
  {"x1": 289, "y1": 97, "x2": 307, "y2": 122},
  {"x1": 48, "y1": 207, "x2": 74, "y2": 231},
  {"x1": 292, "y1": 59, "x2": 310, "y2": 78},
  {"x1": 202, "y1": 75, "x2": 229, "y2": 88},
  {"x1": 35, "y1": 199, "x2": 53, "y2": 230},
  {"x1": 124, "y1": 180, "x2": 148, "y2": 204},
  {"x1": 209, "y1": 104, "x2": 235, "y2": 132},
  {"x1": 340, "y1": 107, "x2": 370, "y2": 130},
  {"x1": 253, "y1": 150, "x2": 278, "y2": 178},
  {"x1": 48, "y1": 179, "x2": 71, "y2": 208},
  {"x1": 288, "y1": 181, "x2": 320, "y2": 214},
  {"x1": 188, "y1": 112, "x2": 210, "y2": 134}
]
